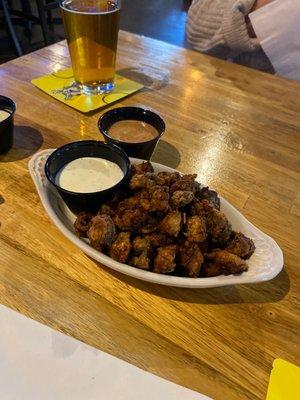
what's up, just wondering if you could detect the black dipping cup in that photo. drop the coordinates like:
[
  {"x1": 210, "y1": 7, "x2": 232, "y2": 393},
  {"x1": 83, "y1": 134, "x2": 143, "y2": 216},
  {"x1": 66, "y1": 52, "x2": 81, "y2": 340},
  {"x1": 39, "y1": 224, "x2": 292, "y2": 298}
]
[
  {"x1": 98, "y1": 107, "x2": 165, "y2": 160},
  {"x1": 0, "y1": 96, "x2": 16, "y2": 154},
  {"x1": 45, "y1": 140, "x2": 131, "y2": 214}
]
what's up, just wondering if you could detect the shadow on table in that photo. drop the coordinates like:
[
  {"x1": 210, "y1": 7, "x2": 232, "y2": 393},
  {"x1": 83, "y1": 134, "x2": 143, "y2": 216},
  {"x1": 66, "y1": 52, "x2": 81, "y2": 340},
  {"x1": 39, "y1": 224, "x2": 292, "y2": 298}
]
[
  {"x1": 0, "y1": 125, "x2": 43, "y2": 163},
  {"x1": 151, "y1": 139, "x2": 181, "y2": 169},
  {"x1": 93, "y1": 259, "x2": 290, "y2": 305},
  {"x1": 82, "y1": 91, "x2": 144, "y2": 119},
  {"x1": 82, "y1": 67, "x2": 169, "y2": 118},
  {"x1": 117, "y1": 67, "x2": 169, "y2": 91}
]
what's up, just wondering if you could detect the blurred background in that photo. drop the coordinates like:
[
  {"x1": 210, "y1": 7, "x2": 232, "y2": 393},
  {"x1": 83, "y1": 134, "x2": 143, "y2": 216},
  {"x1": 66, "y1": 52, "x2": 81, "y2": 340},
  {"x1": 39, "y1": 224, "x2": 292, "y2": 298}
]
[{"x1": 0, "y1": 0, "x2": 192, "y2": 63}]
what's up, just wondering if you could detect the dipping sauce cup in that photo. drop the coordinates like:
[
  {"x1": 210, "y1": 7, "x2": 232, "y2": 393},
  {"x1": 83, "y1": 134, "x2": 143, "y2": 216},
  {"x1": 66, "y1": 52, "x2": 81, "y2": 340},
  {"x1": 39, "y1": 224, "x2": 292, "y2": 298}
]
[
  {"x1": 98, "y1": 107, "x2": 165, "y2": 160},
  {"x1": 45, "y1": 140, "x2": 131, "y2": 214},
  {"x1": 0, "y1": 96, "x2": 16, "y2": 155}
]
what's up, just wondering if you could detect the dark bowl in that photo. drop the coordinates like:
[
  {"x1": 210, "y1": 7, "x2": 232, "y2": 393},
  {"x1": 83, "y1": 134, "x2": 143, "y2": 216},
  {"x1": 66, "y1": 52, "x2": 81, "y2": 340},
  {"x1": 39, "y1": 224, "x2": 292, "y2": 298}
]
[
  {"x1": 45, "y1": 140, "x2": 131, "y2": 214},
  {"x1": 0, "y1": 95, "x2": 16, "y2": 154},
  {"x1": 98, "y1": 106, "x2": 165, "y2": 160}
]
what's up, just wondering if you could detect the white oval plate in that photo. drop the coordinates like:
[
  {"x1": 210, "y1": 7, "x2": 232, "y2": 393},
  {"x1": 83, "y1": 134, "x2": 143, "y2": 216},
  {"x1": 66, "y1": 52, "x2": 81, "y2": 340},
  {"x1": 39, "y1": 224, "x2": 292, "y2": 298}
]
[{"x1": 29, "y1": 149, "x2": 283, "y2": 288}]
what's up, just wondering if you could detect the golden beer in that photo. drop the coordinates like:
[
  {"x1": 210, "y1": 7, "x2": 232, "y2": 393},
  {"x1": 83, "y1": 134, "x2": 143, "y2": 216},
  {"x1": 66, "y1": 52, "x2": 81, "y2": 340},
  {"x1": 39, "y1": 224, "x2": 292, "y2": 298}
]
[{"x1": 60, "y1": 0, "x2": 120, "y2": 94}]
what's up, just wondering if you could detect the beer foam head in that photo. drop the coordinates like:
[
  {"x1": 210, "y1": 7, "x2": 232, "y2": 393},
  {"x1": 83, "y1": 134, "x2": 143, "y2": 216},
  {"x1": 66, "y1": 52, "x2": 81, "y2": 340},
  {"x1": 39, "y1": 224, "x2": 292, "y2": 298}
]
[{"x1": 60, "y1": 0, "x2": 120, "y2": 14}]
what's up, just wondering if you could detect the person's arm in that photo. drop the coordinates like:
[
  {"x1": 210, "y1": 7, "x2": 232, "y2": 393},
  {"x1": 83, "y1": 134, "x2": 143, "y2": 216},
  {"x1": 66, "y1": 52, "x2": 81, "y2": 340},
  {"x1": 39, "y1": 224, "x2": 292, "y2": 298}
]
[{"x1": 186, "y1": 0, "x2": 271, "y2": 58}]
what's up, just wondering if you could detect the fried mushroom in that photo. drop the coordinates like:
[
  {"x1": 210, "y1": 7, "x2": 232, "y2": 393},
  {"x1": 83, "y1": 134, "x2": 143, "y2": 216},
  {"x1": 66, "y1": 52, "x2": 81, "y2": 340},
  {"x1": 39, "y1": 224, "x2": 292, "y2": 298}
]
[
  {"x1": 170, "y1": 174, "x2": 198, "y2": 194},
  {"x1": 131, "y1": 161, "x2": 154, "y2": 176},
  {"x1": 139, "y1": 215, "x2": 158, "y2": 234},
  {"x1": 186, "y1": 215, "x2": 207, "y2": 242},
  {"x1": 130, "y1": 251, "x2": 151, "y2": 270},
  {"x1": 205, "y1": 250, "x2": 248, "y2": 277},
  {"x1": 179, "y1": 241, "x2": 204, "y2": 277},
  {"x1": 132, "y1": 236, "x2": 152, "y2": 254},
  {"x1": 204, "y1": 202, "x2": 232, "y2": 245},
  {"x1": 74, "y1": 212, "x2": 93, "y2": 238},
  {"x1": 188, "y1": 198, "x2": 207, "y2": 217},
  {"x1": 196, "y1": 187, "x2": 220, "y2": 210},
  {"x1": 131, "y1": 236, "x2": 152, "y2": 270},
  {"x1": 149, "y1": 185, "x2": 170, "y2": 213},
  {"x1": 159, "y1": 211, "x2": 182, "y2": 237},
  {"x1": 225, "y1": 232, "x2": 256, "y2": 259},
  {"x1": 98, "y1": 204, "x2": 116, "y2": 217},
  {"x1": 170, "y1": 190, "x2": 194, "y2": 209},
  {"x1": 130, "y1": 173, "x2": 158, "y2": 190},
  {"x1": 117, "y1": 196, "x2": 140, "y2": 212},
  {"x1": 145, "y1": 232, "x2": 173, "y2": 248},
  {"x1": 153, "y1": 245, "x2": 177, "y2": 274},
  {"x1": 157, "y1": 171, "x2": 181, "y2": 187},
  {"x1": 109, "y1": 232, "x2": 132, "y2": 263},
  {"x1": 88, "y1": 215, "x2": 116, "y2": 250},
  {"x1": 114, "y1": 206, "x2": 148, "y2": 232}
]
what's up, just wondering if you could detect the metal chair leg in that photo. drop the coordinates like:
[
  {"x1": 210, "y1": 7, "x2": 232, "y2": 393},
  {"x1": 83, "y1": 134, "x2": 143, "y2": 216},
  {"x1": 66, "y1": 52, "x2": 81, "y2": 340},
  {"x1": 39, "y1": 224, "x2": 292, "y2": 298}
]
[
  {"x1": 21, "y1": 0, "x2": 33, "y2": 38},
  {"x1": 46, "y1": 0, "x2": 54, "y2": 32},
  {"x1": 36, "y1": 0, "x2": 52, "y2": 45},
  {"x1": 1, "y1": 0, "x2": 23, "y2": 56}
]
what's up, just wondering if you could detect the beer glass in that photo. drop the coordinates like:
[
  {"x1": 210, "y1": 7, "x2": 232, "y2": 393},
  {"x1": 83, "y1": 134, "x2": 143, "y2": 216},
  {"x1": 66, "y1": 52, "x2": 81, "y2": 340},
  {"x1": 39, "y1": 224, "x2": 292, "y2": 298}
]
[{"x1": 60, "y1": 0, "x2": 121, "y2": 95}]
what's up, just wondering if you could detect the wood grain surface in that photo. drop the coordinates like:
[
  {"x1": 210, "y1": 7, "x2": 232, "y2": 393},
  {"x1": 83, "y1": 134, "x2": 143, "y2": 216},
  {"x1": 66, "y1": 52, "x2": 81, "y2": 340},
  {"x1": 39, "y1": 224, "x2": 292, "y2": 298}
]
[{"x1": 0, "y1": 31, "x2": 299, "y2": 400}]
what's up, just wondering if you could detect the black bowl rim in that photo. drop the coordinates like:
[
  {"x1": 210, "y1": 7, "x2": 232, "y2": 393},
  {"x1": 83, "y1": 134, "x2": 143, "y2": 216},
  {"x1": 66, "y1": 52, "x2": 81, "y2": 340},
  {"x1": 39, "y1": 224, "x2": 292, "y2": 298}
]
[
  {"x1": 44, "y1": 140, "x2": 131, "y2": 196},
  {"x1": 0, "y1": 95, "x2": 16, "y2": 115},
  {"x1": 98, "y1": 106, "x2": 165, "y2": 146}
]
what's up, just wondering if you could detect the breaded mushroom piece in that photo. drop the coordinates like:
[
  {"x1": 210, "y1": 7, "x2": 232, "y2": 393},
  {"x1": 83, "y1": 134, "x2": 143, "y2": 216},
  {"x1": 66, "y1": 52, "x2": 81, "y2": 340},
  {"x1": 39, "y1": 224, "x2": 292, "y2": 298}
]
[
  {"x1": 117, "y1": 196, "x2": 140, "y2": 212},
  {"x1": 109, "y1": 232, "x2": 132, "y2": 263},
  {"x1": 131, "y1": 236, "x2": 152, "y2": 270},
  {"x1": 153, "y1": 245, "x2": 177, "y2": 274},
  {"x1": 157, "y1": 171, "x2": 180, "y2": 187},
  {"x1": 159, "y1": 211, "x2": 182, "y2": 237},
  {"x1": 196, "y1": 187, "x2": 220, "y2": 210},
  {"x1": 149, "y1": 185, "x2": 170, "y2": 213},
  {"x1": 132, "y1": 236, "x2": 152, "y2": 254},
  {"x1": 205, "y1": 250, "x2": 248, "y2": 277},
  {"x1": 130, "y1": 173, "x2": 158, "y2": 190},
  {"x1": 145, "y1": 232, "x2": 173, "y2": 248},
  {"x1": 98, "y1": 204, "x2": 116, "y2": 217},
  {"x1": 74, "y1": 212, "x2": 93, "y2": 238},
  {"x1": 179, "y1": 241, "x2": 204, "y2": 277},
  {"x1": 170, "y1": 174, "x2": 198, "y2": 194},
  {"x1": 88, "y1": 215, "x2": 116, "y2": 250},
  {"x1": 130, "y1": 251, "x2": 151, "y2": 270},
  {"x1": 170, "y1": 190, "x2": 194, "y2": 209},
  {"x1": 131, "y1": 161, "x2": 154, "y2": 176},
  {"x1": 114, "y1": 207, "x2": 148, "y2": 232},
  {"x1": 139, "y1": 215, "x2": 158, "y2": 234},
  {"x1": 137, "y1": 186, "x2": 169, "y2": 213},
  {"x1": 186, "y1": 215, "x2": 207, "y2": 243},
  {"x1": 200, "y1": 201, "x2": 232, "y2": 245},
  {"x1": 225, "y1": 232, "x2": 256, "y2": 259}
]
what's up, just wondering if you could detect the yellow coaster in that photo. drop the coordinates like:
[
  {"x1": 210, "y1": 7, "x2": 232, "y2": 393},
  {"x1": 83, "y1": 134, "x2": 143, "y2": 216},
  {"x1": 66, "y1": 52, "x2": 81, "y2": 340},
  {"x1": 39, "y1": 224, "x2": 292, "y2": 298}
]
[
  {"x1": 31, "y1": 68, "x2": 143, "y2": 113},
  {"x1": 266, "y1": 359, "x2": 300, "y2": 400}
]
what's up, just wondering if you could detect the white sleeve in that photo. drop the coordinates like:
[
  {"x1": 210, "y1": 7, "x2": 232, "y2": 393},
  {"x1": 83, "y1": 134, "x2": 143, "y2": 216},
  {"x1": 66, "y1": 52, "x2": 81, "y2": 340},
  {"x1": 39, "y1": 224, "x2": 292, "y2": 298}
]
[{"x1": 249, "y1": 0, "x2": 300, "y2": 81}]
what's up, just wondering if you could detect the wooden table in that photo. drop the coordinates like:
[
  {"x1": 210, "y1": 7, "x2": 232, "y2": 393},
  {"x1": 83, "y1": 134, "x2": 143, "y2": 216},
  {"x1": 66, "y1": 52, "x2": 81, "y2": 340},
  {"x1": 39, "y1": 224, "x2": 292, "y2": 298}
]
[{"x1": 0, "y1": 31, "x2": 299, "y2": 400}]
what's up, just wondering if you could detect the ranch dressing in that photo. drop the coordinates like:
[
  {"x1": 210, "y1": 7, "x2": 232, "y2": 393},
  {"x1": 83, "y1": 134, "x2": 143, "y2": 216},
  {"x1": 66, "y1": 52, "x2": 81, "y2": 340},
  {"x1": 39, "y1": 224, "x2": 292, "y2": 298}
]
[
  {"x1": 56, "y1": 157, "x2": 124, "y2": 193},
  {"x1": 0, "y1": 110, "x2": 11, "y2": 122}
]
